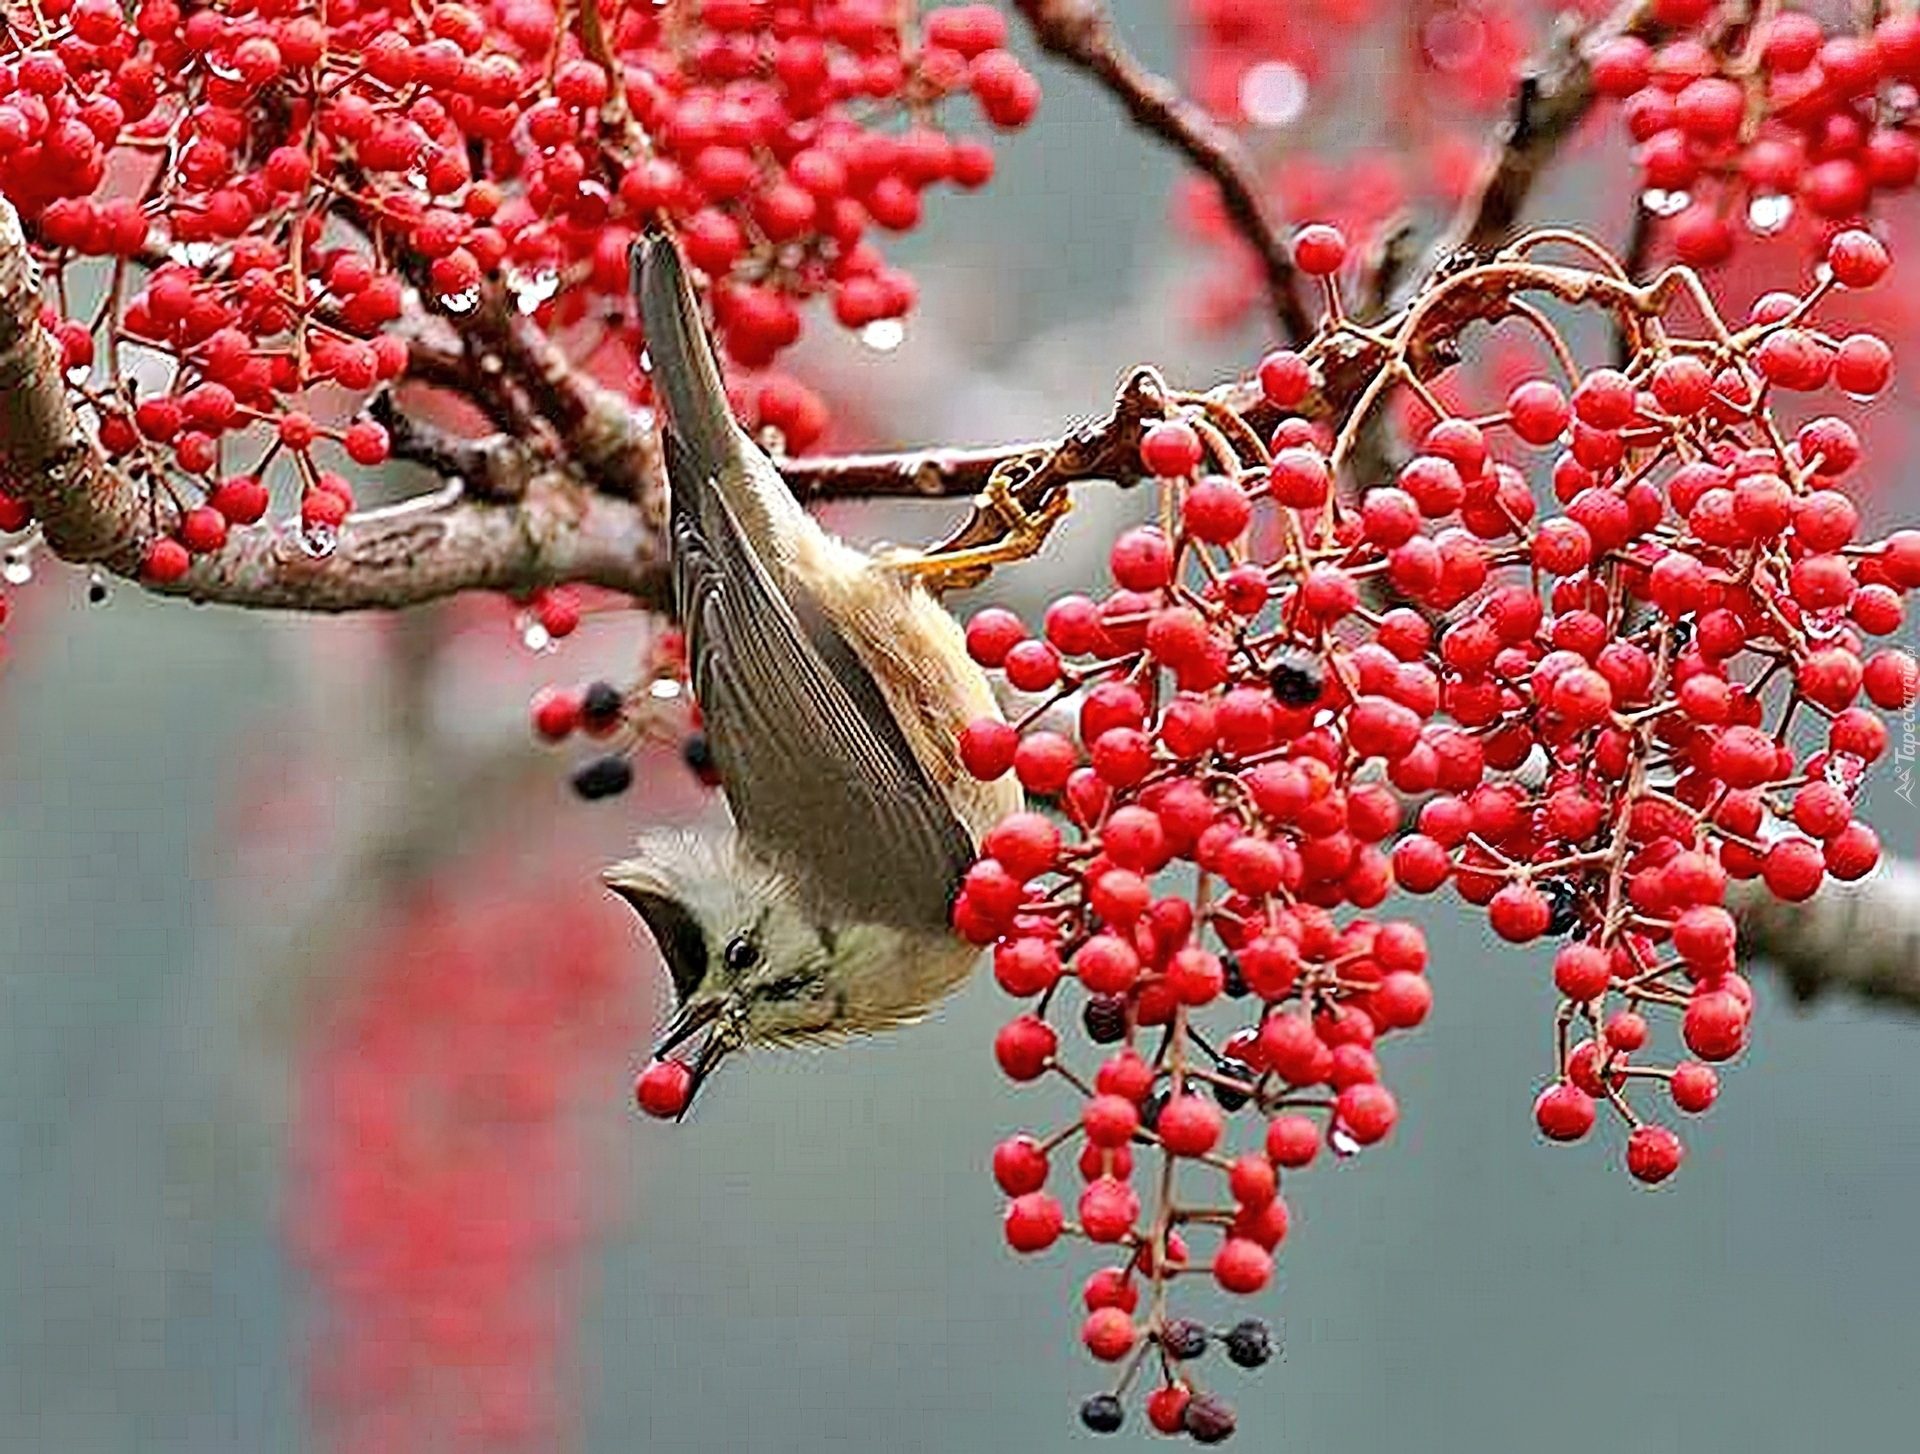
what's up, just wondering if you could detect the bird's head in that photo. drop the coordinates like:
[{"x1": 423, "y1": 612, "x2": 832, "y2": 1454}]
[{"x1": 606, "y1": 830, "x2": 972, "y2": 1109}]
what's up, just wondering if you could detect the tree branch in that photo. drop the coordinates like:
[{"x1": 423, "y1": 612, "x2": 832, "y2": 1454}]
[
  {"x1": 1010, "y1": 0, "x2": 1313, "y2": 345},
  {"x1": 1433, "y1": 1, "x2": 1659, "y2": 267},
  {"x1": 148, "y1": 474, "x2": 671, "y2": 612},
  {"x1": 1734, "y1": 864, "x2": 1920, "y2": 1015}
]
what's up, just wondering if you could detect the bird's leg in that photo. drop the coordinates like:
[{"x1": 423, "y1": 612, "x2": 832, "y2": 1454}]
[{"x1": 881, "y1": 451, "x2": 1072, "y2": 594}]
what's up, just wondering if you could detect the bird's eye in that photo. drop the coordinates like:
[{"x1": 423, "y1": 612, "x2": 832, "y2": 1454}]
[{"x1": 724, "y1": 934, "x2": 760, "y2": 972}]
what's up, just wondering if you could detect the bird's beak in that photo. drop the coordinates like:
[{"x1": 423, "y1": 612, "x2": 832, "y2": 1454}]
[{"x1": 651, "y1": 996, "x2": 745, "y2": 1119}]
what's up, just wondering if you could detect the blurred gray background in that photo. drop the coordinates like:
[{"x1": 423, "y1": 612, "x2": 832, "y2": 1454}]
[{"x1": 3, "y1": 4, "x2": 1919, "y2": 1452}]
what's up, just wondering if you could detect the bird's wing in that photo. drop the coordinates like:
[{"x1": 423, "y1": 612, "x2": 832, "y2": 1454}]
[
  {"x1": 668, "y1": 432, "x2": 977, "y2": 930},
  {"x1": 636, "y1": 230, "x2": 977, "y2": 931}
]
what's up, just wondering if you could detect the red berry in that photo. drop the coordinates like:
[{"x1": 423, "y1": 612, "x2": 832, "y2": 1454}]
[
  {"x1": 994, "y1": 1014, "x2": 1057, "y2": 1081},
  {"x1": 1005, "y1": 1192, "x2": 1064, "y2": 1252},
  {"x1": 1292, "y1": 222, "x2": 1348, "y2": 274},
  {"x1": 1156, "y1": 1095, "x2": 1223, "y2": 1157},
  {"x1": 1670, "y1": 1061, "x2": 1720, "y2": 1113},
  {"x1": 993, "y1": 1135, "x2": 1049, "y2": 1195},
  {"x1": 1534, "y1": 1082, "x2": 1597, "y2": 1141},
  {"x1": 1082, "y1": 1307, "x2": 1136, "y2": 1361},
  {"x1": 635, "y1": 1060, "x2": 693, "y2": 1119},
  {"x1": 1626, "y1": 1124, "x2": 1684, "y2": 1183},
  {"x1": 1335, "y1": 1082, "x2": 1397, "y2": 1144},
  {"x1": 1213, "y1": 1237, "x2": 1274, "y2": 1294},
  {"x1": 1828, "y1": 229, "x2": 1890, "y2": 287},
  {"x1": 1141, "y1": 418, "x2": 1203, "y2": 477},
  {"x1": 530, "y1": 686, "x2": 581, "y2": 741},
  {"x1": 141, "y1": 536, "x2": 192, "y2": 583},
  {"x1": 965, "y1": 606, "x2": 1026, "y2": 666},
  {"x1": 1489, "y1": 883, "x2": 1551, "y2": 942}
]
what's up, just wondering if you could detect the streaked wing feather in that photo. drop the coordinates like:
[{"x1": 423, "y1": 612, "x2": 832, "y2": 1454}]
[{"x1": 669, "y1": 443, "x2": 975, "y2": 930}]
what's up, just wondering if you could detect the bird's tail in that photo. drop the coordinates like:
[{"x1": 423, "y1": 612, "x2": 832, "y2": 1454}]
[{"x1": 633, "y1": 228, "x2": 739, "y2": 484}]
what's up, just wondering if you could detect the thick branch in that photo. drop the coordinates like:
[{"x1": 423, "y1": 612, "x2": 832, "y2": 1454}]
[
  {"x1": 1734, "y1": 864, "x2": 1920, "y2": 1014},
  {"x1": 1011, "y1": 0, "x2": 1312, "y2": 345},
  {"x1": 147, "y1": 474, "x2": 671, "y2": 612},
  {"x1": 1436, "y1": 2, "x2": 1658, "y2": 265},
  {"x1": 0, "y1": 202, "x2": 148, "y2": 574}
]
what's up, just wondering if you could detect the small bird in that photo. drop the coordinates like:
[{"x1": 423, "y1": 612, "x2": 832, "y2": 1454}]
[{"x1": 609, "y1": 231, "x2": 1022, "y2": 1109}]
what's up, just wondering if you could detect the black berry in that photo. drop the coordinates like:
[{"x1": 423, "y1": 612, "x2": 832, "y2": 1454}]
[
  {"x1": 1184, "y1": 1394, "x2": 1236, "y2": 1444},
  {"x1": 1212, "y1": 1060, "x2": 1254, "y2": 1112},
  {"x1": 1160, "y1": 1318, "x2": 1208, "y2": 1360},
  {"x1": 1543, "y1": 878, "x2": 1581, "y2": 936},
  {"x1": 1223, "y1": 1318, "x2": 1274, "y2": 1369},
  {"x1": 1221, "y1": 950, "x2": 1248, "y2": 998},
  {"x1": 581, "y1": 680, "x2": 624, "y2": 729},
  {"x1": 1079, "y1": 1394, "x2": 1125, "y2": 1434},
  {"x1": 571, "y1": 755, "x2": 634, "y2": 800},
  {"x1": 1268, "y1": 650, "x2": 1324, "y2": 707},
  {"x1": 1082, "y1": 993, "x2": 1129, "y2": 1044}
]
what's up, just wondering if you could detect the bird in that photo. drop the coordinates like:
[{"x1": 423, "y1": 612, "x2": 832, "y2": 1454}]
[{"x1": 608, "y1": 230, "x2": 1023, "y2": 1109}]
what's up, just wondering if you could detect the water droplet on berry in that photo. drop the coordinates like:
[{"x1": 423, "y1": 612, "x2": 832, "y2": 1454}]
[
  {"x1": 507, "y1": 266, "x2": 561, "y2": 314},
  {"x1": 297, "y1": 520, "x2": 338, "y2": 559},
  {"x1": 520, "y1": 615, "x2": 553, "y2": 653},
  {"x1": 1641, "y1": 188, "x2": 1690, "y2": 217},
  {"x1": 1239, "y1": 61, "x2": 1308, "y2": 128},
  {"x1": 860, "y1": 318, "x2": 906, "y2": 352},
  {"x1": 1824, "y1": 752, "x2": 1866, "y2": 795},
  {"x1": 1329, "y1": 1124, "x2": 1362, "y2": 1158},
  {"x1": 2, "y1": 548, "x2": 32, "y2": 585},
  {"x1": 1746, "y1": 193, "x2": 1793, "y2": 235},
  {"x1": 168, "y1": 241, "x2": 221, "y2": 269},
  {"x1": 439, "y1": 285, "x2": 481, "y2": 314}
]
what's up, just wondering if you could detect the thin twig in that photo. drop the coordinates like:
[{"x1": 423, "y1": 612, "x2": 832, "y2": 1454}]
[{"x1": 1011, "y1": 0, "x2": 1313, "y2": 344}]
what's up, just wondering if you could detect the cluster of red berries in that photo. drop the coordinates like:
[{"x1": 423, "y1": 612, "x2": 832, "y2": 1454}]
[
  {"x1": 950, "y1": 218, "x2": 1918, "y2": 1431},
  {"x1": 290, "y1": 870, "x2": 638, "y2": 1452},
  {"x1": 1592, "y1": 7, "x2": 1920, "y2": 266},
  {"x1": 1172, "y1": 0, "x2": 1547, "y2": 330},
  {"x1": 0, "y1": 0, "x2": 1031, "y2": 580}
]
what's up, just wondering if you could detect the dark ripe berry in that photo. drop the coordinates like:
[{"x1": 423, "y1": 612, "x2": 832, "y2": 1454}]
[
  {"x1": 581, "y1": 679, "x2": 625, "y2": 728},
  {"x1": 571, "y1": 755, "x2": 634, "y2": 799},
  {"x1": 1268, "y1": 650, "x2": 1324, "y2": 706},
  {"x1": 1224, "y1": 1318, "x2": 1275, "y2": 1368},
  {"x1": 1160, "y1": 1318, "x2": 1209, "y2": 1359},
  {"x1": 1213, "y1": 1059, "x2": 1255, "y2": 1111},
  {"x1": 682, "y1": 733, "x2": 721, "y2": 786},
  {"x1": 1082, "y1": 993, "x2": 1130, "y2": 1044},
  {"x1": 1139, "y1": 1088, "x2": 1168, "y2": 1133},
  {"x1": 1183, "y1": 1394, "x2": 1237, "y2": 1444},
  {"x1": 1221, "y1": 951, "x2": 1248, "y2": 998},
  {"x1": 1079, "y1": 1394, "x2": 1125, "y2": 1434},
  {"x1": 1542, "y1": 879, "x2": 1581, "y2": 936}
]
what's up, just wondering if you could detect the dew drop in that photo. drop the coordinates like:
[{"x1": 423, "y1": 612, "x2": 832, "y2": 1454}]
[
  {"x1": 1238, "y1": 61, "x2": 1308, "y2": 129},
  {"x1": 2, "y1": 549, "x2": 32, "y2": 585},
  {"x1": 1641, "y1": 188, "x2": 1690, "y2": 218},
  {"x1": 167, "y1": 241, "x2": 221, "y2": 269},
  {"x1": 1329, "y1": 1125, "x2": 1362, "y2": 1159},
  {"x1": 439, "y1": 286, "x2": 481, "y2": 314},
  {"x1": 298, "y1": 520, "x2": 338, "y2": 559},
  {"x1": 1746, "y1": 192, "x2": 1793, "y2": 235},
  {"x1": 507, "y1": 266, "x2": 561, "y2": 314},
  {"x1": 860, "y1": 317, "x2": 905, "y2": 352}
]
